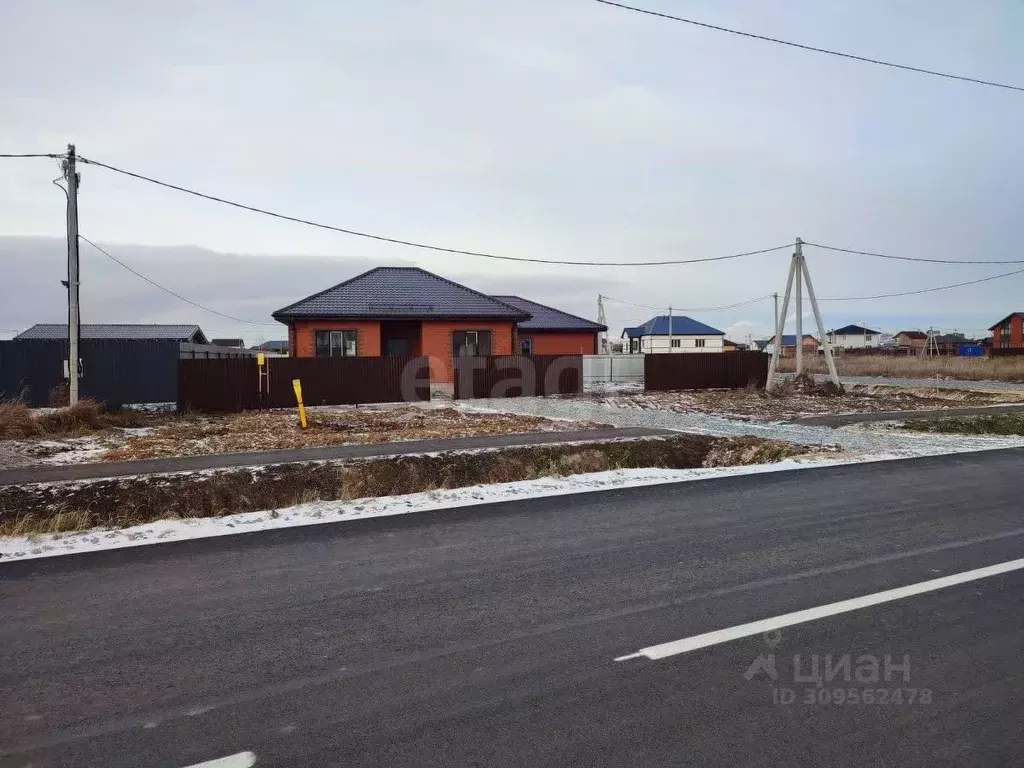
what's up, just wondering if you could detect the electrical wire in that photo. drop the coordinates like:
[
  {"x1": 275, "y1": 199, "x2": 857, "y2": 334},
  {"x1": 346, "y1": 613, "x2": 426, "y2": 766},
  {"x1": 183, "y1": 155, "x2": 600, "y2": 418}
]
[
  {"x1": 0, "y1": 152, "x2": 65, "y2": 159},
  {"x1": 594, "y1": 0, "x2": 1024, "y2": 93},
  {"x1": 818, "y1": 266, "x2": 1024, "y2": 300},
  {"x1": 603, "y1": 293, "x2": 773, "y2": 312},
  {"x1": 75, "y1": 155, "x2": 792, "y2": 267},
  {"x1": 77, "y1": 235, "x2": 278, "y2": 326},
  {"x1": 805, "y1": 241, "x2": 1024, "y2": 265}
]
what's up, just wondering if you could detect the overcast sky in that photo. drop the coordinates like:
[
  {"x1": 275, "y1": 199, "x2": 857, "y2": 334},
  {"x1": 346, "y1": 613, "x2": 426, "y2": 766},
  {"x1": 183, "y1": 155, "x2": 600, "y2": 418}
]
[{"x1": 2, "y1": 0, "x2": 1022, "y2": 344}]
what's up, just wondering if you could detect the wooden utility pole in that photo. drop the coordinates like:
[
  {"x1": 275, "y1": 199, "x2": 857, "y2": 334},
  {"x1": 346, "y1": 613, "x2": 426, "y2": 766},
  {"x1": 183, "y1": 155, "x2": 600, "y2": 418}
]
[{"x1": 63, "y1": 144, "x2": 80, "y2": 405}]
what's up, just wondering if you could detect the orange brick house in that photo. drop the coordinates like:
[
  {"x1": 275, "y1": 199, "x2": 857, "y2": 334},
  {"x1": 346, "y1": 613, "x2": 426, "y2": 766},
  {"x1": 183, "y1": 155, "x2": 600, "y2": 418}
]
[
  {"x1": 273, "y1": 267, "x2": 605, "y2": 388},
  {"x1": 990, "y1": 312, "x2": 1024, "y2": 349}
]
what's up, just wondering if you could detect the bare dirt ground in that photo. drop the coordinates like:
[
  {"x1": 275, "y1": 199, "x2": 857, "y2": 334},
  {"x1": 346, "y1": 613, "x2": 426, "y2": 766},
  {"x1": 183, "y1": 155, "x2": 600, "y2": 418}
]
[
  {"x1": 580, "y1": 383, "x2": 1024, "y2": 421},
  {"x1": 0, "y1": 405, "x2": 607, "y2": 466}
]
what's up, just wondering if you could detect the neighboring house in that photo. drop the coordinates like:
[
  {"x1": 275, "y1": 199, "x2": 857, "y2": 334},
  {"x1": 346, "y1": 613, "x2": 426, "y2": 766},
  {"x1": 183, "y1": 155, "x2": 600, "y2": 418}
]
[
  {"x1": 990, "y1": 313, "x2": 1024, "y2": 348},
  {"x1": 828, "y1": 324, "x2": 880, "y2": 349},
  {"x1": 274, "y1": 267, "x2": 601, "y2": 386},
  {"x1": 622, "y1": 326, "x2": 644, "y2": 354},
  {"x1": 250, "y1": 340, "x2": 290, "y2": 356},
  {"x1": 896, "y1": 330, "x2": 927, "y2": 350},
  {"x1": 211, "y1": 338, "x2": 245, "y2": 348},
  {"x1": 490, "y1": 295, "x2": 606, "y2": 356},
  {"x1": 619, "y1": 316, "x2": 725, "y2": 354},
  {"x1": 765, "y1": 334, "x2": 820, "y2": 358},
  {"x1": 723, "y1": 339, "x2": 750, "y2": 352},
  {"x1": 14, "y1": 324, "x2": 209, "y2": 343}
]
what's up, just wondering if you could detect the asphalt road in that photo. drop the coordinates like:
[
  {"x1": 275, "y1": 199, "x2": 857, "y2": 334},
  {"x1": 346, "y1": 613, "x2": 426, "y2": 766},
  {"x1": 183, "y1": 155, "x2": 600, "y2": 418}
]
[
  {"x1": 3, "y1": 448, "x2": 1024, "y2": 766},
  {"x1": 0, "y1": 427, "x2": 674, "y2": 487},
  {"x1": 793, "y1": 402, "x2": 1024, "y2": 427}
]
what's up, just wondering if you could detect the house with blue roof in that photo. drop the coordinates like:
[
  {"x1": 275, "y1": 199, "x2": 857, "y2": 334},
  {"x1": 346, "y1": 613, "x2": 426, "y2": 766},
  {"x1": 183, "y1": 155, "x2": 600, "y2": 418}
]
[{"x1": 620, "y1": 315, "x2": 725, "y2": 354}]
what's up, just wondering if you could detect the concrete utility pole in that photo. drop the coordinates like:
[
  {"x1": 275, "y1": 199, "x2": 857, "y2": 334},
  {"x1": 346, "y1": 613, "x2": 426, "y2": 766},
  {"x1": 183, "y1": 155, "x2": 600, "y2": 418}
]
[
  {"x1": 63, "y1": 144, "x2": 81, "y2": 406},
  {"x1": 766, "y1": 237, "x2": 841, "y2": 391},
  {"x1": 794, "y1": 239, "x2": 804, "y2": 375},
  {"x1": 667, "y1": 304, "x2": 673, "y2": 353},
  {"x1": 596, "y1": 294, "x2": 608, "y2": 354}
]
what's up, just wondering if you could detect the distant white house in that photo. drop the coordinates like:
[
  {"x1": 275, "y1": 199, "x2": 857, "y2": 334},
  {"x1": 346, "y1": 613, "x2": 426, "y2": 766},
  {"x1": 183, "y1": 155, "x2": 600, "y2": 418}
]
[
  {"x1": 621, "y1": 315, "x2": 725, "y2": 354},
  {"x1": 828, "y1": 324, "x2": 881, "y2": 349}
]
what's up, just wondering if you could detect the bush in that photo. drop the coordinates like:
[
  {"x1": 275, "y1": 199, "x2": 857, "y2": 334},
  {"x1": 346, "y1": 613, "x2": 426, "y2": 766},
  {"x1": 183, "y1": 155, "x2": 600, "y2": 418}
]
[
  {"x1": 0, "y1": 398, "x2": 149, "y2": 440},
  {"x1": 0, "y1": 401, "x2": 42, "y2": 439}
]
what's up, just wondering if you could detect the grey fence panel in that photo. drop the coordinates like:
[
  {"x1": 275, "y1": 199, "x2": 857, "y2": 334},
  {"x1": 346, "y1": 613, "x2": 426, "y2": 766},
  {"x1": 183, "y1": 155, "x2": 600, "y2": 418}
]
[{"x1": 582, "y1": 355, "x2": 645, "y2": 386}]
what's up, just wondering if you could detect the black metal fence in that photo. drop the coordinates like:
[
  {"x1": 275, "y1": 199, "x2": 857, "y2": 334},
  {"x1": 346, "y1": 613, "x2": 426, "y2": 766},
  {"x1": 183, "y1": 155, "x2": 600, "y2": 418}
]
[
  {"x1": 645, "y1": 352, "x2": 768, "y2": 391},
  {"x1": 178, "y1": 356, "x2": 432, "y2": 412},
  {"x1": 453, "y1": 355, "x2": 583, "y2": 399},
  {"x1": 0, "y1": 340, "x2": 258, "y2": 407}
]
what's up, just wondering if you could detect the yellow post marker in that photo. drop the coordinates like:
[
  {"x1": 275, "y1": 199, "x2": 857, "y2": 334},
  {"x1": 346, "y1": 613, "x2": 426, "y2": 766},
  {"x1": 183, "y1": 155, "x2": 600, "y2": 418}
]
[
  {"x1": 292, "y1": 379, "x2": 308, "y2": 429},
  {"x1": 257, "y1": 353, "x2": 265, "y2": 367}
]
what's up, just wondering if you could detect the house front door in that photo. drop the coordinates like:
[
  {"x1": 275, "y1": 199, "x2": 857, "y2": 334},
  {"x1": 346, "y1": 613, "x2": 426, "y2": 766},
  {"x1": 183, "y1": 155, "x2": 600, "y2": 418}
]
[{"x1": 386, "y1": 338, "x2": 410, "y2": 356}]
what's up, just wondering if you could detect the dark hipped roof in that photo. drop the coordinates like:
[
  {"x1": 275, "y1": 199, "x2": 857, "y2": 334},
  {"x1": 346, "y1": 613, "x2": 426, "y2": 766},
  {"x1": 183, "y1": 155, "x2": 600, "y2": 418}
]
[
  {"x1": 634, "y1": 315, "x2": 724, "y2": 336},
  {"x1": 15, "y1": 324, "x2": 207, "y2": 343},
  {"x1": 211, "y1": 338, "x2": 244, "y2": 347},
  {"x1": 989, "y1": 312, "x2": 1024, "y2": 331},
  {"x1": 831, "y1": 324, "x2": 879, "y2": 335},
  {"x1": 273, "y1": 267, "x2": 529, "y2": 321},
  {"x1": 251, "y1": 340, "x2": 289, "y2": 352},
  {"x1": 491, "y1": 295, "x2": 606, "y2": 332}
]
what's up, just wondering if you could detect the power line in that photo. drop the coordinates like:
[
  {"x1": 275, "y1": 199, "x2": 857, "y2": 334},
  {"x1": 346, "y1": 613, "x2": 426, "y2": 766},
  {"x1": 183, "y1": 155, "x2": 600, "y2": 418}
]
[
  {"x1": 78, "y1": 235, "x2": 277, "y2": 326},
  {"x1": 818, "y1": 266, "x2": 1024, "y2": 300},
  {"x1": 805, "y1": 241, "x2": 1024, "y2": 265},
  {"x1": 594, "y1": 0, "x2": 1024, "y2": 94},
  {"x1": 75, "y1": 155, "x2": 792, "y2": 267},
  {"x1": 603, "y1": 293, "x2": 773, "y2": 312},
  {"x1": 0, "y1": 152, "x2": 65, "y2": 159}
]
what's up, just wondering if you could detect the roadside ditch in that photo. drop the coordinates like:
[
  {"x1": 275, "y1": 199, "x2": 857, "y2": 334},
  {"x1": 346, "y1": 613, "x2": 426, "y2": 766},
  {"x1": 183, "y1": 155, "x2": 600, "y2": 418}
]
[{"x1": 0, "y1": 434, "x2": 840, "y2": 536}]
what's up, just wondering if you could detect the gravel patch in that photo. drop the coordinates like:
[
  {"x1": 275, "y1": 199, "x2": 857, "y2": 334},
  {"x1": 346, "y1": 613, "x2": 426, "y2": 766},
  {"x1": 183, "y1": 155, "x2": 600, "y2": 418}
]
[{"x1": 461, "y1": 395, "x2": 1024, "y2": 458}]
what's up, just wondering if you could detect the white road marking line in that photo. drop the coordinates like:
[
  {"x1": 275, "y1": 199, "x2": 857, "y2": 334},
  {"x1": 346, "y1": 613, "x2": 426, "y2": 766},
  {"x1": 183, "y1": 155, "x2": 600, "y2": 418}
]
[
  {"x1": 615, "y1": 557, "x2": 1024, "y2": 662},
  {"x1": 182, "y1": 751, "x2": 257, "y2": 768}
]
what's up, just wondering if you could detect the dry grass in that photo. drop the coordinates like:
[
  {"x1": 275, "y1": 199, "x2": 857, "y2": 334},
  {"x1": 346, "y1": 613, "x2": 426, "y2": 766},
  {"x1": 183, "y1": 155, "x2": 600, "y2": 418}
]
[
  {"x1": 0, "y1": 398, "x2": 151, "y2": 441},
  {"x1": 778, "y1": 355, "x2": 1024, "y2": 382},
  {"x1": 902, "y1": 413, "x2": 1024, "y2": 436},
  {"x1": 96, "y1": 405, "x2": 607, "y2": 462},
  {"x1": 0, "y1": 401, "x2": 42, "y2": 439},
  {"x1": 0, "y1": 435, "x2": 839, "y2": 536}
]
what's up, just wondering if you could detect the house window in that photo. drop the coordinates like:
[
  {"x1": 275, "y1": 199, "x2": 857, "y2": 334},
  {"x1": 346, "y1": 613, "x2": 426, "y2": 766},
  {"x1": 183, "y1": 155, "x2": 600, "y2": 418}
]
[
  {"x1": 671, "y1": 339, "x2": 681, "y2": 348},
  {"x1": 1002, "y1": 324, "x2": 1011, "y2": 348},
  {"x1": 695, "y1": 339, "x2": 706, "y2": 348},
  {"x1": 865, "y1": 335, "x2": 874, "y2": 342},
  {"x1": 520, "y1": 337, "x2": 533, "y2": 356},
  {"x1": 453, "y1": 330, "x2": 492, "y2": 357},
  {"x1": 314, "y1": 330, "x2": 358, "y2": 358}
]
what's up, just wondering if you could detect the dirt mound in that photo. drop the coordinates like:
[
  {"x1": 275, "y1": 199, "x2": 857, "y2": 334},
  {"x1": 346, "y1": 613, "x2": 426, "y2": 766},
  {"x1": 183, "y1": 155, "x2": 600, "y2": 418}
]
[{"x1": 770, "y1": 374, "x2": 845, "y2": 398}]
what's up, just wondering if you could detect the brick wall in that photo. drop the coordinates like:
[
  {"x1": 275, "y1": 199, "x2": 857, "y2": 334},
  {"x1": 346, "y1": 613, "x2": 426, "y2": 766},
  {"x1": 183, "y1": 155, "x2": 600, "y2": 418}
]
[
  {"x1": 289, "y1": 320, "x2": 382, "y2": 358},
  {"x1": 519, "y1": 331, "x2": 597, "y2": 356},
  {"x1": 993, "y1": 317, "x2": 1024, "y2": 349},
  {"x1": 422, "y1": 320, "x2": 515, "y2": 383}
]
